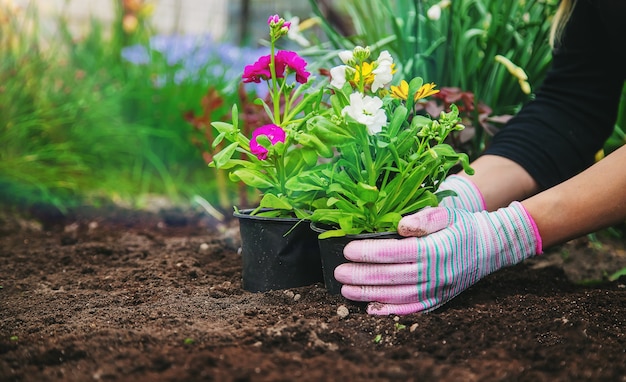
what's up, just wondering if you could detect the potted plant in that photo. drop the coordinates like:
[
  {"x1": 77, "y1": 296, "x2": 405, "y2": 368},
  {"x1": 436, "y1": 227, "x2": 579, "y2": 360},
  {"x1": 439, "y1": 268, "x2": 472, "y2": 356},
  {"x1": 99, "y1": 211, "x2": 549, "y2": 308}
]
[
  {"x1": 284, "y1": 46, "x2": 474, "y2": 293},
  {"x1": 209, "y1": 15, "x2": 331, "y2": 292},
  {"x1": 210, "y1": 16, "x2": 473, "y2": 294}
]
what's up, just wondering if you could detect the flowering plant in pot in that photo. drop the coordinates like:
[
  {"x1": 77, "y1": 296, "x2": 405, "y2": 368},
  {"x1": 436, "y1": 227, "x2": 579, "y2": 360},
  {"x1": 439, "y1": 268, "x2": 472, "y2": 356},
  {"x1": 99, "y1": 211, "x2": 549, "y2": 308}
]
[
  {"x1": 210, "y1": 15, "x2": 473, "y2": 293},
  {"x1": 209, "y1": 15, "x2": 332, "y2": 292},
  {"x1": 284, "y1": 46, "x2": 474, "y2": 292},
  {"x1": 210, "y1": 15, "x2": 331, "y2": 218}
]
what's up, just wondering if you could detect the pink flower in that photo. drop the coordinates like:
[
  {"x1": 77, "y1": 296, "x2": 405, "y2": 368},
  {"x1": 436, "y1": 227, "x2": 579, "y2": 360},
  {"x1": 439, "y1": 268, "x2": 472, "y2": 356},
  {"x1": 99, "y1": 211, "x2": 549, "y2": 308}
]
[
  {"x1": 242, "y1": 50, "x2": 310, "y2": 84},
  {"x1": 242, "y1": 55, "x2": 273, "y2": 83},
  {"x1": 267, "y1": 14, "x2": 291, "y2": 30},
  {"x1": 276, "y1": 50, "x2": 309, "y2": 84},
  {"x1": 250, "y1": 124, "x2": 286, "y2": 160},
  {"x1": 267, "y1": 14, "x2": 280, "y2": 25}
]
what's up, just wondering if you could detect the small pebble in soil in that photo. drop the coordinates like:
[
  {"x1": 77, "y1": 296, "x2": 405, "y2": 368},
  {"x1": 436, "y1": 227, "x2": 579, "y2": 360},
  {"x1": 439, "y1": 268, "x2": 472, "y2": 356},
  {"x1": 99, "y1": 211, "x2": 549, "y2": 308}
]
[{"x1": 337, "y1": 305, "x2": 349, "y2": 318}]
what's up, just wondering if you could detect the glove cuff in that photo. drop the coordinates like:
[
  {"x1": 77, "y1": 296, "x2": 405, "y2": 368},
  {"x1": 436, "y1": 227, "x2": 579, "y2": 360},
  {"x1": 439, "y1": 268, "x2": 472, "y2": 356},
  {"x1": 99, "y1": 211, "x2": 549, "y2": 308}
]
[
  {"x1": 438, "y1": 175, "x2": 486, "y2": 212},
  {"x1": 509, "y1": 201, "x2": 543, "y2": 255}
]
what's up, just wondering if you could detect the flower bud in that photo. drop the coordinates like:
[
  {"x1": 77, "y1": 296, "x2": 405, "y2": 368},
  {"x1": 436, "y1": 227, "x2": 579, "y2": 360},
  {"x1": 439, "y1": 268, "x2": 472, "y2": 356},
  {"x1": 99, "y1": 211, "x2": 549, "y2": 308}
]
[
  {"x1": 338, "y1": 50, "x2": 354, "y2": 65},
  {"x1": 352, "y1": 46, "x2": 371, "y2": 61}
]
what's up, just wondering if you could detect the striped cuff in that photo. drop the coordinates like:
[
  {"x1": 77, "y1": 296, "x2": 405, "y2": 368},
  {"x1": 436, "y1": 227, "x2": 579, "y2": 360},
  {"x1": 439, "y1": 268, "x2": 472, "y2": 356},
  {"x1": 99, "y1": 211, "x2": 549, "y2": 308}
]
[{"x1": 438, "y1": 175, "x2": 486, "y2": 212}]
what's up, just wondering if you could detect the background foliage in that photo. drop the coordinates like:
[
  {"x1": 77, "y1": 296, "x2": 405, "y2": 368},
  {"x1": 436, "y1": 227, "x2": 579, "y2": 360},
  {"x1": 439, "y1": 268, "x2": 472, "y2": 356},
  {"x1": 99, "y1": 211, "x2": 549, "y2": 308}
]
[{"x1": 1, "y1": 0, "x2": 625, "y2": 215}]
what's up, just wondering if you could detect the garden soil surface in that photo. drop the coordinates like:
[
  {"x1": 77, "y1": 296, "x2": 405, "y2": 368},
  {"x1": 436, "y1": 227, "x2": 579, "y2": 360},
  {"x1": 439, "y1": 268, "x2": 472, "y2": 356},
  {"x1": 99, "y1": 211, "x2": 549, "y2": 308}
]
[{"x1": 1, "y1": 203, "x2": 625, "y2": 382}]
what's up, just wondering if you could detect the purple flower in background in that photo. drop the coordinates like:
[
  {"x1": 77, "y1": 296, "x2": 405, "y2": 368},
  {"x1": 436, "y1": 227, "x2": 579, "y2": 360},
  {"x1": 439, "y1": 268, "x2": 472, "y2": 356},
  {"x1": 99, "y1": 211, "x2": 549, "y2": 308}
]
[
  {"x1": 120, "y1": 34, "x2": 272, "y2": 98},
  {"x1": 250, "y1": 124, "x2": 286, "y2": 160},
  {"x1": 121, "y1": 44, "x2": 150, "y2": 65}
]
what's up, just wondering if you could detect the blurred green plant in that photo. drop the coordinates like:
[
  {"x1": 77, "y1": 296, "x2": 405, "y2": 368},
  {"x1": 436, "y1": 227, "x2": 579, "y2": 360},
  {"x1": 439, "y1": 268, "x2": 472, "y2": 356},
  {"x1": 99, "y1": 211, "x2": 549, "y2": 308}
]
[
  {"x1": 0, "y1": 1, "x2": 256, "y2": 213},
  {"x1": 309, "y1": 0, "x2": 559, "y2": 157}
]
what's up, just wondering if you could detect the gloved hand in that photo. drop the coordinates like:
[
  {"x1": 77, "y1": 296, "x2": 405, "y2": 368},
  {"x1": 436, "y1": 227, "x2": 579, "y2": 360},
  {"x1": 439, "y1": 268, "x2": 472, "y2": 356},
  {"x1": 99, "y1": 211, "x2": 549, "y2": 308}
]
[
  {"x1": 437, "y1": 174, "x2": 486, "y2": 212},
  {"x1": 334, "y1": 201, "x2": 542, "y2": 315}
]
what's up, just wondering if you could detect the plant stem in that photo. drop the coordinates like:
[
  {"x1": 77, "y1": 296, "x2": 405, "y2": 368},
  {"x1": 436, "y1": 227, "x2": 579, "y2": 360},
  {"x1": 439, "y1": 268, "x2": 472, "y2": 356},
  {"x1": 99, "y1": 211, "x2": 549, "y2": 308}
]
[{"x1": 269, "y1": 39, "x2": 281, "y2": 125}]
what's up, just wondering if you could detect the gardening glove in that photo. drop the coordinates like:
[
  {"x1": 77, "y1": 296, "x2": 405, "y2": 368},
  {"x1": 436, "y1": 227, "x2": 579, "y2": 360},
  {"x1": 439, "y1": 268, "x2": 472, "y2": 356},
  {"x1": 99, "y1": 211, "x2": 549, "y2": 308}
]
[
  {"x1": 437, "y1": 175, "x2": 486, "y2": 212},
  {"x1": 334, "y1": 201, "x2": 542, "y2": 315}
]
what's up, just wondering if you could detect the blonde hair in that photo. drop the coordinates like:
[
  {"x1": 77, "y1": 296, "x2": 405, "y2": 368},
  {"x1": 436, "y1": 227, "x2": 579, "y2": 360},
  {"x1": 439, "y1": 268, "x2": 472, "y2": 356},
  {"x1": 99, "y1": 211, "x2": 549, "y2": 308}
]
[{"x1": 549, "y1": 0, "x2": 577, "y2": 47}]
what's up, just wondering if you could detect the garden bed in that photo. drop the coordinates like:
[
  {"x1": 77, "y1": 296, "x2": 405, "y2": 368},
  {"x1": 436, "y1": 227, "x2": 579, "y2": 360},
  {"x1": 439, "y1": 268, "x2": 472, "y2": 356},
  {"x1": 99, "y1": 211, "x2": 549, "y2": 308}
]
[{"x1": 0, "y1": 204, "x2": 625, "y2": 381}]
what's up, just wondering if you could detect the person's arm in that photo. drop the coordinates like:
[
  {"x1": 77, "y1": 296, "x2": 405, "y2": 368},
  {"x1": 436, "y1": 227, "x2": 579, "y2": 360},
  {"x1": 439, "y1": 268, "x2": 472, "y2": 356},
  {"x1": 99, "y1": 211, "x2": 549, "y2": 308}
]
[
  {"x1": 524, "y1": 144, "x2": 626, "y2": 248},
  {"x1": 454, "y1": 155, "x2": 539, "y2": 211},
  {"x1": 454, "y1": 144, "x2": 626, "y2": 249}
]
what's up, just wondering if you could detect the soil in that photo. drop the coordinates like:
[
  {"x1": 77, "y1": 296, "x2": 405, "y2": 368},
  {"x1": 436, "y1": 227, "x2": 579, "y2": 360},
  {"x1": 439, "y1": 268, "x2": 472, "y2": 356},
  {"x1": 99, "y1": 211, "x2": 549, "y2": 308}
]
[{"x1": 1, "y1": 203, "x2": 625, "y2": 382}]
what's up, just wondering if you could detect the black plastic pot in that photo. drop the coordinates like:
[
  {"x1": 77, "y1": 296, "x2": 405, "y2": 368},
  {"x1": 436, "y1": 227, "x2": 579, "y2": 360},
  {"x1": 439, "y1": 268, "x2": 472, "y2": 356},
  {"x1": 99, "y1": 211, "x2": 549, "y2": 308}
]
[
  {"x1": 234, "y1": 209, "x2": 323, "y2": 292},
  {"x1": 311, "y1": 222, "x2": 401, "y2": 294}
]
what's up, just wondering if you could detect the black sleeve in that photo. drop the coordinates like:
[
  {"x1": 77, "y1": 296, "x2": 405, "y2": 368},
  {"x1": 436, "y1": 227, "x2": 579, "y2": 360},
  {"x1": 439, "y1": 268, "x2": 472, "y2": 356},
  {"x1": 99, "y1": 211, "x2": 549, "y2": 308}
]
[{"x1": 483, "y1": 0, "x2": 625, "y2": 190}]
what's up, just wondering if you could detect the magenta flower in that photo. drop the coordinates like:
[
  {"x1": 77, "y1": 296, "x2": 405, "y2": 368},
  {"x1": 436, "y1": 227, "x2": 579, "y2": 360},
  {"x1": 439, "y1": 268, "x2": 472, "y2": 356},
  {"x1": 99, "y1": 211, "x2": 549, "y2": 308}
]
[
  {"x1": 242, "y1": 50, "x2": 310, "y2": 84},
  {"x1": 267, "y1": 14, "x2": 280, "y2": 25},
  {"x1": 276, "y1": 50, "x2": 310, "y2": 84},
  {"x1": 242, "y1": 55, "x2": 273, "y2": 83},
  {"x1": 250, "y1": 124, "x2": 286, "y2": 160},
  {"x1": 267, "y1": 14, "x2": 291, "y2": 30}
]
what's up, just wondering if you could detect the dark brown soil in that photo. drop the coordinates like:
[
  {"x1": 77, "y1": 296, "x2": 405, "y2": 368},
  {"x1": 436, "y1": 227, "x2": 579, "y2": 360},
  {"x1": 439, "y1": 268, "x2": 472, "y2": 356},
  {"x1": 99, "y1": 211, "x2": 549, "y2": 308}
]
[{"x1": 1, "y1": 204, "x2": 625, "y2": 382}]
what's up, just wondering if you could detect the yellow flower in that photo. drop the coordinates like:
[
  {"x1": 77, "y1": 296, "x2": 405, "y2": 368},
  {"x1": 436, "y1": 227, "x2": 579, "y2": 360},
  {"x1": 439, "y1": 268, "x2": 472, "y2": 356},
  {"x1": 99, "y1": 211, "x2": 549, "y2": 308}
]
[
  {"x1": 391, "y1": 80, "x2": 440, "y2": 101},
  {"x1": 354, "y1": 62, "x2": 376, "y2": 85},
  {"x1": 495, "y1": 55, "x2": 531, "y2": 94},
  {"x1": 414, "y1": 82, "x2": 440, "y2": 100},
  {"x1": 390, "y1": 80, "x2": 410, "y2": 100}
]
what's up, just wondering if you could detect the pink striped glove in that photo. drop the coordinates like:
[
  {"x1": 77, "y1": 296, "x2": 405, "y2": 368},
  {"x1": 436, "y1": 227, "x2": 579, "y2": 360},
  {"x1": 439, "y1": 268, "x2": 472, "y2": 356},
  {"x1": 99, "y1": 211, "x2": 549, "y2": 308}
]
[
  {"x1": 437, "y1": 175, "x2": 486, "y2": 212},
  {"x1": 334, "y1": 201, "x2": 542, "y2": 315}
]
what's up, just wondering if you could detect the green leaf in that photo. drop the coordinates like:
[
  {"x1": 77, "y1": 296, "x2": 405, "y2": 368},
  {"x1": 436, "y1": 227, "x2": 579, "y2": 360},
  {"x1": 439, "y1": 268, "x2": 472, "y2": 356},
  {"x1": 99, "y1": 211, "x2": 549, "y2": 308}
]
[
  {"x1": 212, "y1": 132, "x2": 226, "y2": 148},
  {"x1": 231, "y1": 104, "x2": 239, "y2": 131},
  {"x1": 254, "y1": 98, "x2": 274, "y2": 123},
  {"x1": 211, "y1": 142, "x2": 239, "y2": 169},
  {"x1": 256, "y1": 134, "x2": 272, "y2": 149},
  {"x1": 435, "y1": 189, "x2": 458, "y2": 203},
  {"x1": 376, "y1": 212, "x2": 402, "y2": 224},
  {"x1": 608, "y1": 267, "x2": 626, "y2": 282},
  {"x1": 286, "y1": 171, "x2": 327, "y2": 192},
  {"x1": 387, "y1": 104, "x2": 408, "y2": 137},
  {"x1": 318, "y1": 229, "x2": 347, "y2": 239},
  {"x1": 259, "y1": 193, "x2": 293, "y2": 210},
  {"x1": 212, "y1": 121, "x2": 235, "y2": 134},
  {"x1": 356, "y1": 182, "x2": 379, "y2": 203},
  {"x1": 230, "y1": 168, "x2": 275, "y2": 189},
  {"x1": 406, "y1": 77, "x2": 424, "y2": 111},
  {"x1": 301, "y1": 148, "x2": 318, "y2": 166}
]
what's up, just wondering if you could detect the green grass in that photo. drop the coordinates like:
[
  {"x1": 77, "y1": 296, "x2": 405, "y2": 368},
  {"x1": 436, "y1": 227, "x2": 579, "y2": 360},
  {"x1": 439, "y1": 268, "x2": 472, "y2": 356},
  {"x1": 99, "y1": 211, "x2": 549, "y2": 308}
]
[{"x1": 0, "y1": 2, "x2": 241, "y2": 212}]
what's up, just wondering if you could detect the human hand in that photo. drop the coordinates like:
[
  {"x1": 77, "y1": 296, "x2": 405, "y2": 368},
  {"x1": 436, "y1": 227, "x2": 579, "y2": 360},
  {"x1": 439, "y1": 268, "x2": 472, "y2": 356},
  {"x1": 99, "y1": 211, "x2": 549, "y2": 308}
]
[
  {"x1": 437, "y1": 174, "x2": 486, "y2": 212},
  {"x1": 334, "y1": 201, "x2": 542, "y2": 315}
]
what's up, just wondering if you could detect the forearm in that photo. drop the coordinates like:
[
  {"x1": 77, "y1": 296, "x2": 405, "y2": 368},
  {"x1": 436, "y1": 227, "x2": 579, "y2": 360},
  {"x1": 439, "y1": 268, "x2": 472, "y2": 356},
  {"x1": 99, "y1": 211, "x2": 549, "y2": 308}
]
[
  {"x1": 522, "y1": 145, "x2": 626, "y2": 248},
  {"x1": 455, "y1": 155, "x2": 539, "y2": 211}
]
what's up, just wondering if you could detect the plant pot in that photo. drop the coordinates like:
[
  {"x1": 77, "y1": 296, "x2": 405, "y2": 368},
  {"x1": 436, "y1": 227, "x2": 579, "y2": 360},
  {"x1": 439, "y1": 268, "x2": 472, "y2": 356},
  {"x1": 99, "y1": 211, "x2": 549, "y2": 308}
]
[
  {"x1": 311, "y1": 222, "x2": 402, "y2": 295},
  {"x1": 234, "y1": 208, "x2": 323, "y2": 292}
]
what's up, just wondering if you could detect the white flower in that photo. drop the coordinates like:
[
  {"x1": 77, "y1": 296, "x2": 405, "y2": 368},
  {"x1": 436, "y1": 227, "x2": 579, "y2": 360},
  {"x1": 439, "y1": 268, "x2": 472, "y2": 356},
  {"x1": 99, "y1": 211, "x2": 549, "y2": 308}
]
[
  {"x1": 342, "y1": 92, "x2": 387, "y2": 135},
  {"x1": 427, "y1": 4, "x2": 442, "y2": 20},
  {"x1": 427, "y1": 0, "x2": 450, "y2": 21},
  {"x1": 287, "y1": 17, "x2": 311, "y2": 47},
  {"x1": 330, "y1": 65, "x2": 351, "y2": 89},
  {"x1": 371, "y1": 50, "x2": 394, "y2": 92},
  {"x1": 338, "y1": 50, "x2": 354, "y2": 65}
]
